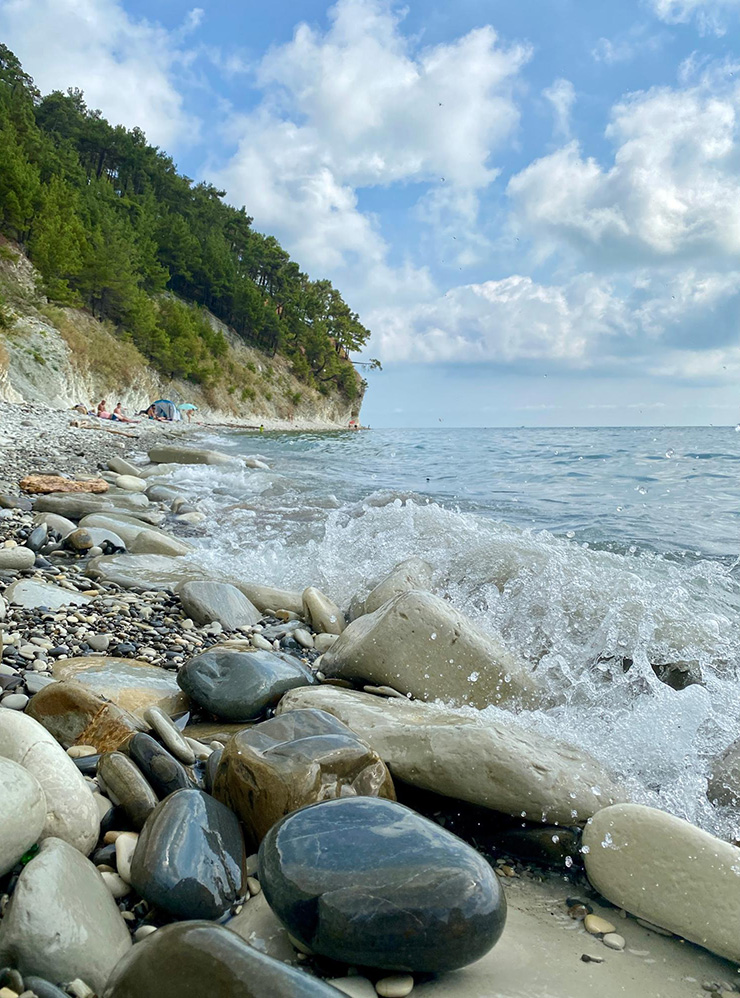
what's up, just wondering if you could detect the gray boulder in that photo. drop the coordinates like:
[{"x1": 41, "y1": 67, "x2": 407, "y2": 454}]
[
  {"x1": 4, "y1": 578, "x2": 92, "y2": 610},
  {"x1": 303, "y1": 586, "x2": 344, "y2": 634},
  {"x1": 277, "y1": 686, "x2": 622, "y2": 825},
  {"x1": 237, "y1": 583, "x2": 304, "y2": 616},
  {"x1": 0, "y1": 758, "x2": 46, "y2": 876},
  {"x1": 349, "y1": 557, "x2": 434, "y2": 620},
  {"x1": 0, "y1": 837, "x2": 131, "y2": 991},
  {"x1": 322, "y1": 590, "x2": 538, "y2": 709},
  {"x1": 148, "y1": 445, "x2": 236, "y2": 466},
  {"x1": 0, "y1": 546, "x2": 35, "y2": 570},
  {"x1": 87, "y1": 554, "x2": 206, "y2": 592},
  {"x1": 179, "y1": 581, "x2": 261, "y2": 631}
]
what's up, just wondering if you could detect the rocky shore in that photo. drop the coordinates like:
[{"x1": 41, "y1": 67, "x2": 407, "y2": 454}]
[{"x1": 0, "y1": 401, "x2": 738, "y2": 998}]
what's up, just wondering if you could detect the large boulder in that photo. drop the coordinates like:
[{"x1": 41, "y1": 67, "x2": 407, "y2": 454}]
[
  {"x1": 102, "y1": 921, "x2": 342, "y2": 998},
  {"x1": 0, "y1": 546, "x2": 35, "y2": 570},
  {"x1": 349, "y1": 558, "x2": 434, "y2": 620},
  {"x1": 707, "y1": 737, "x2": 740, "y2": 806},
  {"x1": 583, "y1": 803, "x2": 740, "y2": 963},
  {"x1": 177, "y1": 647, "x2": 316, "y2": 721},
  {"x1": 322, "y1": 590, "x2": 538, "y2": 709},
  {"x1": 33, "y1": 492, "x2": 148, "y2": 519},
  {"x1": 178, "y1": 581, "x2": 261, "y2": 631},
  {"x1": 235, "y1": 583, "x2": 304, "y2": 616},
  {"x1": 0, "y1": 837, "x2": 131, "y2": 992},
  {"x1": 52, "y1": 656, "x2": 187, "y2": 715},
  {"x1": 27, "y1": 679, "x2": 147, "y2": 751},
  {"x1": 213, "y1": 708, "x2": 395, "y2": 846},
  {"x1": 0, "y1": 709, "x2": 99, "y2": 853},
  {"x1": 81, "y1": 514, "x2": 190, "y2": 555},
  {"x1": 0, "y1": 758, "x2": 46, "y2": 876},
  {"x1": 148, "y1": 444, "x2": 236, "y2": 466},
  {"x1": 258, "y1": 797, "x2": 506, "y2": 972},
  {"x1": 86, "y1": 553, "x2": 207, "y2": 591},
  {"x1": 4, "y1": 578, "x2": 92, "y2": 610},
  {"x1": 277, "y1": 687, "x2": 622, "y2": 825},
  {"x1": 130, "y1": 789, "x2": 244, "y2": 920}
]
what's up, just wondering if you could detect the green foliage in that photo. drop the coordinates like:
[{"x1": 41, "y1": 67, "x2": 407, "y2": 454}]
[{"x1": 0, "y1": 45, "x2": 373, "y2": 400}]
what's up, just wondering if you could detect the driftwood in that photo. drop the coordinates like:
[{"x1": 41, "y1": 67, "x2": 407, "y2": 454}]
[{"x1": 20, "y1": 475, "x2": 109, "y2": 495}]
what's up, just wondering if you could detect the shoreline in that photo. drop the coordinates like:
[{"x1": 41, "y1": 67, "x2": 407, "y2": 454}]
[{"x1": 0, "y1": 401, "x2": 737, "y2": 998}]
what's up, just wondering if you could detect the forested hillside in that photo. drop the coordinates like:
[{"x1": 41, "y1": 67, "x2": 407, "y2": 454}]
[{"x1": 0, "y1": 45, "x2": 376, "y2": 402}]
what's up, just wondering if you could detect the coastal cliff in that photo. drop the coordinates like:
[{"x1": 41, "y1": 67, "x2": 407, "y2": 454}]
[{"x1": 0, "y1": 241, "x2": 364, "y2": 429}]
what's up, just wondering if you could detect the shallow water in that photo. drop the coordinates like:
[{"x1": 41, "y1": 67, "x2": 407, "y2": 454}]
[{"x1": 150, "y1": 426, "x2": 740, "y2": 839}]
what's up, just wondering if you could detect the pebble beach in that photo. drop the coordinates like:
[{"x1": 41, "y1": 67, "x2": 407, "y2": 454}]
[{"x1": 0, "y1": 401, "x2": 739, "y2": 998}]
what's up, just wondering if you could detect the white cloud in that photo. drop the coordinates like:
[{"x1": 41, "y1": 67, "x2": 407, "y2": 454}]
[
  {"x1": 508, "y1": 73, "x2": 740, "y2": 265},
  {"x1": 651, "y1": 0, "x2": 740, "y2": 34},
  {"x1": 215, "y1": 0, "x2": 530, "y2": 297},
  {"x1": 543, "y1": 78, "x2": 576, "y2": 137},
  {"x1": 0, "y1": 0, "x2": 200, "y2": 147}
]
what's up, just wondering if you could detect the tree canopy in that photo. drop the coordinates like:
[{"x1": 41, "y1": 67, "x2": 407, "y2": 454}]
[{"x1": 0, "y1": 45, "x2": 376, "y2": 398}]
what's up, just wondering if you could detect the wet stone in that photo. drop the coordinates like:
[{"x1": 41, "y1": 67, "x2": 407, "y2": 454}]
[
  {"x1": 258, "y1": 796, "x2": 506, "y2": 972},
  {"x1": 128, "y1": 733, "x2": 193, "y2": 798},
  {"x1": 101, "y1": 921, "x2": 344, "y2": 998},
  {"x1": 98, "y1": 752, "x2": 158, "y2": 830},
  {"x1": 214, "y1": 708, "x2": 395, "y2": 847},
  {"x1": 130, "y1": 789, "x2": 244, "y2": 920},
  {"x1": 177, "y1": 648, "x2": 316, "y2": 722}
]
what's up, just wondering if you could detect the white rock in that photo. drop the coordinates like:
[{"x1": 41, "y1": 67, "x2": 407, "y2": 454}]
[
  {"x1": 293, "y1": 628, "x2": 315, "y2": 649},
  {"x1": 251, "y1": 634, "x2": 273, "y2": 651},
  {"x1": 277, "y1": 687, "x2": 622, "y2": 824},
  {"x1": 375, "y1": 974, "x2": 414, "y2": 997},
  {"x1": 4, "y1": 579, "x2": 91, "y2": 610},
  {"x1": 108, "y1": 457, "x2": 144, "y2": 478},
  {"x1": 302, "y1": 586, "x2": 345, "y2": 635},
  {"x1": 0, "y1": 547, "x2": 35, "y2": 570},
  {"x1": 0, "y1": 837, "x2": 132, "y2": 991},
  {"x1": 350, "y1": 557, "x2": 434, "y2": 620},
  {"x1": 322, "y1": 590, "x2": 538, "y2": 709},
  {"x1": 114, "y1": 475, "x2": 147, "y2": 493},
  {"x1": 79, "y1": 515, "x2": 190, "y2": 556},
  {"x1": 101, "y1": 871, "x2": 131, "y2": 898},
  {"x1": 583, "y1": 803, "x2": 740, "y2": 963},
  {"x1": 0, "y1": 710, "x2": 99, "y2": 853},
  {"x1": 0, "y1": 758, "x2": 46, "y2": 875},
  {"x1": 602, "y1": 933, "x2": 625, "y2": 951},
  {"x1": 115, "y1": 832, "x2": 138, "y2": 884},
  {"x1": 33, "y1": 512, "x2": 77, "y2": 538},
  {"x1": 226, "y1": 893, "x2": 298, "y2": 964}
]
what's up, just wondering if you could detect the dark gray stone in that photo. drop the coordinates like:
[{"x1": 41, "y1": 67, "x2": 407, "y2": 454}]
[
  {"x1": 102, "y1": 921, "x2": 342, "y2": 998},
  {"x1": 178, "y1": 581, "x2": 261, "y2": 631},
  {"x1": 128, "y1": 733, "x2": 193, "y2": 798},
  {"x1": 177, "y1": 648, "x2": 316, "y2": 721},
  {"x1": 27, "y1": 524, "x2": 48, "y2": 551},
  {"x1": 258, "y1": 796, "x2": 506, "y2": 972},
  {"x1": 130, "y1": 789, "x2": 244, "y2": 920}
]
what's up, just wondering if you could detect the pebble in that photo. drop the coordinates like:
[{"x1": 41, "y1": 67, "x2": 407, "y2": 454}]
[
  {"x1": 143, "y1": 706, "x2": 195, "y2": 765},
  {"x1": 97, "y1": 752, "x2": 158, "y2": 830},
  {"x1": 246, "y1": 876, "x2": 262, "y2": 896},
  {"x1": 375, "y1": 975, "x2": 414, "y2": 997},
  {"x1": 114, "y1": 832, "x2": 138, "y2": 883},
  {"x1": 134, "y1": 925, "x2": 158, "y2": 943},
  {"x1": 293, "y1": 628, "x2": 315, "y2": 649},
  {"x1": 1, "y1": 694, "x2": 28, "y2": 710},
  {"x1": 602, "y1": 932, "x2": 625, "y2": 951},
  {"x1": 67, "y1": 745, "x2": 98, "y2": 758},
  {"x1": 100, "y1": 871, "x2": 131, "y2": 898},
  {"x1": 584, "y1": 914, "x2": 616, "y2": 936},
  {"x1": 251, "y1": 634, "x2": 273, "y2": 651}
]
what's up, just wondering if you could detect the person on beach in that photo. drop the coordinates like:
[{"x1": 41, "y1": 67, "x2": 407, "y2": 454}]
[
  {"x1": 96, "y1": 400, "x2": 112, "y2": 419},
  {"x1": 113, "y1": 402, "x2": 138, "y2": 423},
  {"x1": 144, "y1": 404, "x2": 169, "y2": 422}
]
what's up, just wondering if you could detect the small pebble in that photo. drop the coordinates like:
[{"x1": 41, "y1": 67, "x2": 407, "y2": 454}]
[
  {"x1": 1, "y1": 694, "x2": 28, "y2": 710},
  {"x1": 246, "y1": 876, "x2": 261, "y2": 896},
  {"x1": 602, "y1": 933, "x2": 625, "y2": 951},
  {"x1": 101, "y1": 872, "x2": 131, "y2": 898},
  {"x1": 67, "y1": 745, "x2": 98, "y2": 758},
  {"x1": 580, "y1": 954, "x2": 604, "y2": 964},
  {"x1": 134, "y1": 924, "x2": 158, "y2": 943},
  {"x1": 246, "y1": 853, "x2": 259, "y2": 877},
  {"x1": 375, "y1": 974, "x2": 414, "y2": 997},
  {"x1": 568, "y1": 904, "x2": 589, "y2": 921},
  {"x1": 115, "y1": 831, "x2": 139, "y2": 884},
  {"x1": 584, "y1": 914, "x2": 616, "y2": 936}
]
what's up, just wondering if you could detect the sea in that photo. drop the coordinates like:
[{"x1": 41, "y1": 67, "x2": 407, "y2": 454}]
[{"x1": 151, "y1": 425, "x2": 740, "y2": 840}]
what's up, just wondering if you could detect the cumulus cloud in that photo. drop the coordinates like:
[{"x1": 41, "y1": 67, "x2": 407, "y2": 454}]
[
  {"x1": 508, "y1": 73, "x2": 740, "y2": 265},
  {"x1": 0, "y1": 0, "x2": 200, "y2": 147},
  {"x1": 651, "y1": 0, "x2": 740, "y2": 34},
  {"x1": 215, "y1": 0, "x2": 530, "y2": 290},
  {"x1": 543, "y1": 78, "x2": 576, "y2": 137}
]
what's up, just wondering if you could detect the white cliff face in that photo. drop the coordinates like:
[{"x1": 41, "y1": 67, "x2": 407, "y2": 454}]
[{"x1": 0, "y1": 243, "x2": 364, "y2": 428}]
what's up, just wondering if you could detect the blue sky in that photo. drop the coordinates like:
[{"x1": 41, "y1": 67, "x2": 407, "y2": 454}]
[{"x1": 2, "y1": 0, "x2": 740, "y2": 426}]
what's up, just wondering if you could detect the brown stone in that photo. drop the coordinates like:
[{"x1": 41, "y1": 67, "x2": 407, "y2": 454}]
[
  {"x1": 53, "y1": 657, "x2": 188, "y2": 716},
  {"x1": 20, "y1": 475, "x2": 109, "y2": 495},
  {"x1": 213, "y1": 708, "x2": 395, "y2": 847},
  {"x1": 26, "y1": 680, "x2": 146, "y2": 751},
  {"x1": 184, "y1": 721, "x2": 256, "y2": 743}
]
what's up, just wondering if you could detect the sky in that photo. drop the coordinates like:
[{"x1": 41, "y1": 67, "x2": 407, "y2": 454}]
[{"x1": 2, "y1": 0, "x2": 740, "y2": 426}]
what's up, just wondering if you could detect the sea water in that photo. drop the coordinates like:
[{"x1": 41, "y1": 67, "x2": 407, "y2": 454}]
[{"x1": 154, "y1": 425, "x2": 740, "y2": 839}]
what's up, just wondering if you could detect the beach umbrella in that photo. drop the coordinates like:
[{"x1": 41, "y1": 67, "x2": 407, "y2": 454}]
[{"x1": 178, "y1": 403, "x2": 198, "y2": 411}]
